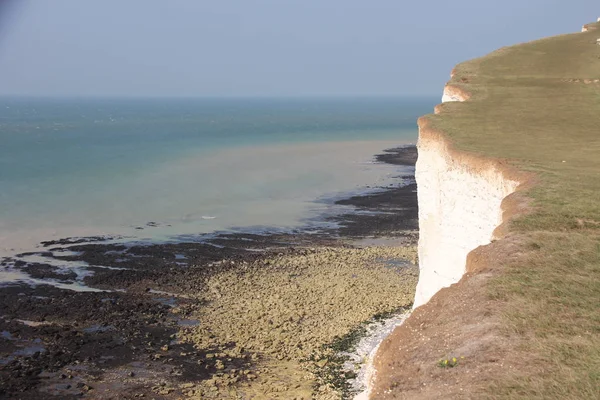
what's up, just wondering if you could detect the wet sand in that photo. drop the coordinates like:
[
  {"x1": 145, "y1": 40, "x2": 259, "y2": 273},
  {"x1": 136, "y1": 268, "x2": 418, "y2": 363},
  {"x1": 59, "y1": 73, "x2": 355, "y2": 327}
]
[{"x1": 0, "y1": 146, "x2": 418, "y2": 399}]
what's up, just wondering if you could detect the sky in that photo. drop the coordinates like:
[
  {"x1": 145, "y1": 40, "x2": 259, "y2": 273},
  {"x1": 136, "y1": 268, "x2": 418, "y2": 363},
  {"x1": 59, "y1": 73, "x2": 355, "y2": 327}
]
[{"x1": 0, "y1": 0, "x2": 597, "y2": 97}]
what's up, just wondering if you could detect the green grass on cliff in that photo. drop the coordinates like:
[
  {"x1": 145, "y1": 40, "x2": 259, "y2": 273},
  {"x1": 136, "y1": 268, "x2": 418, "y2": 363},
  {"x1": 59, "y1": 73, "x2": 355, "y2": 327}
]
[{"x1": 426, "y1": 21, "x2": 600, "y2": 399}]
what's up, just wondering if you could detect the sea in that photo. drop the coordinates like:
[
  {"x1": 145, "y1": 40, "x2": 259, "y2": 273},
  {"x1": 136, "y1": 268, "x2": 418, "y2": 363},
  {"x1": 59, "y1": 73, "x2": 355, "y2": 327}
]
[{"x1": 0, "y1": 97, "x2": 435, "y2": 260}]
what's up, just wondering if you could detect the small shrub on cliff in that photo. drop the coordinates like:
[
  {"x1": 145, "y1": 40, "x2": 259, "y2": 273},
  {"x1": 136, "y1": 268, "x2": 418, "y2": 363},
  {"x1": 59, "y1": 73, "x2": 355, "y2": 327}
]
[{"x1": 438, "y1": 357, "x2": 460, "y2": 368}]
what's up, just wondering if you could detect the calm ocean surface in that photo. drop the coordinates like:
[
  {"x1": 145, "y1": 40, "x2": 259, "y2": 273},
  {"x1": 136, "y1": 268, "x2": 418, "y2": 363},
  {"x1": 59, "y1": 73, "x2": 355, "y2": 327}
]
[{"x1": 0, "y1": 97, "x2": 435, "y2": 256}]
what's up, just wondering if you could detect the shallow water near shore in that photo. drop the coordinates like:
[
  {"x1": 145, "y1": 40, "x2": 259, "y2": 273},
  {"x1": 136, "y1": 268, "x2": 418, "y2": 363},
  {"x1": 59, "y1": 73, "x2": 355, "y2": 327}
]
[
  {"x1": 0, "y1": 97, "x2": 432, "y2": 259},
  {"x1": 1, "y1": 139, "x2": 411, "y2": 258}
]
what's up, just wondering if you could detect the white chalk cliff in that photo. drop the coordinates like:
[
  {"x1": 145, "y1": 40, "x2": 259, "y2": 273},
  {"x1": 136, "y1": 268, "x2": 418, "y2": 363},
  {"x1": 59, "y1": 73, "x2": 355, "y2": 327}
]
[
  {"x1": 413, "y1": 88, "x2": 518, "y2": 308},
  {"x1": 355, "y1": 81, "x2": 522, "y2": 400},
  {"x1": 440, "y1": 85, "x2": 468, "y2": 103}
]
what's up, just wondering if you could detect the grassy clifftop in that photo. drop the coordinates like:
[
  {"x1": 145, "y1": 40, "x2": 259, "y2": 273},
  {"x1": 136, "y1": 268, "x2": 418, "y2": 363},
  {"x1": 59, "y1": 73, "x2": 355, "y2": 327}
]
[
  {"x1": 373, "y1": 20, "x2": 599, "y2": 400},
  {"x1": 428, "y1": 20, "x2": 600, "y2": 398}
]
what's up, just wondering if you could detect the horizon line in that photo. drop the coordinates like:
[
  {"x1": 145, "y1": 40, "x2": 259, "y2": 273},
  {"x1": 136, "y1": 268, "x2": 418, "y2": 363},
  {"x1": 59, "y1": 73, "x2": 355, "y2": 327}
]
[{"x1": 0, "y1": 93, "x2": 440, "y2": 100}]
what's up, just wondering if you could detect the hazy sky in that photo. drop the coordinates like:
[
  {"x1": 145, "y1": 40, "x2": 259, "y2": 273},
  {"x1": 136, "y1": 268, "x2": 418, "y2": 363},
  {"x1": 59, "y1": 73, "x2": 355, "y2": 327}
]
[{"x1": 0, "y1": 1, "x2": 597, "y2": 97}]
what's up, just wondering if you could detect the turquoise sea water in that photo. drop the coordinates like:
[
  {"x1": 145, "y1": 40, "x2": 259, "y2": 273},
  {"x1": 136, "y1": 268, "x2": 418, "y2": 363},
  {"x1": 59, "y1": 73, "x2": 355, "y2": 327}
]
[{"x1": 0, "y1": 97, "x2": 435, "y2": 256}]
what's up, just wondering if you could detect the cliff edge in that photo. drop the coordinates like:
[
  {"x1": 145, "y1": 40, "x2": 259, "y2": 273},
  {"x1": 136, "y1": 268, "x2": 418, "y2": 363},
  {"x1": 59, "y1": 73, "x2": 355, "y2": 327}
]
[{"x1": 369, "y1": 19, "x2": 600, "y2": 399}]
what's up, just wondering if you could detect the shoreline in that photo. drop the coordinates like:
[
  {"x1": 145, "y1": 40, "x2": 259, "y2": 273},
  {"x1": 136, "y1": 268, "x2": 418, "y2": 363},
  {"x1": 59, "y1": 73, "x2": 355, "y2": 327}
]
[{"x1": 0, "y1": 145, "x2": 419, "y2": 399}]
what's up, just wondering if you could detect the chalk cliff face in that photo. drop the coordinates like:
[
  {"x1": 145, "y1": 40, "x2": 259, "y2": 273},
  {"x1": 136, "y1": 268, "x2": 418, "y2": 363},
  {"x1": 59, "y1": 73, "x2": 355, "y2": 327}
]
[
  {"x1": 413, "y1": 90, "x2": 518, "y2": 308},
  {"x1": 582, "y1": 17, "x2": 600, "y2": 31},
  {"x1": 441, "y1": 85, "x2": 468, "y2": 103}
]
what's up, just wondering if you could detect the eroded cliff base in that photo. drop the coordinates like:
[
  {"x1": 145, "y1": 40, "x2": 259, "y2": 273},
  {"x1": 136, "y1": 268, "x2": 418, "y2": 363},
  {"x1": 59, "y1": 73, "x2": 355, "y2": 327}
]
[{"x1": 371, "y1": 237, "x2": 526, "y2": 399}]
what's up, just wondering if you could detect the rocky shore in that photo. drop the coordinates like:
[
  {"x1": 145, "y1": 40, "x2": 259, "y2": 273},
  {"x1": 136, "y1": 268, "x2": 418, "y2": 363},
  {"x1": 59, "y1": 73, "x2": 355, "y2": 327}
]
[
  {"x1": 178, "y1": 246, "x2": 417, "y2": 399},
  {"x1": 0, "y1": 146, "x2": 418, "y2": 399}
]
